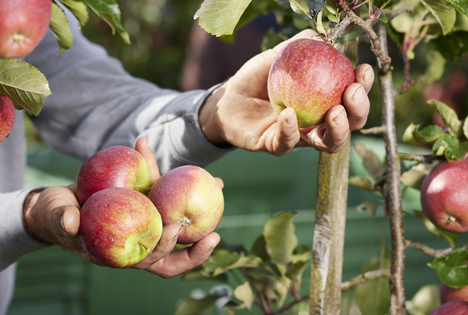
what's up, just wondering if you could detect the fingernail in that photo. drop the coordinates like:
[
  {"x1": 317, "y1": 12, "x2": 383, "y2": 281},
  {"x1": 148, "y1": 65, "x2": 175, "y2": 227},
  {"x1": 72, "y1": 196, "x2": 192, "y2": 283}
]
[
  {"x1": 363, "y1": 67, "x2": 373, "y2": 82},
  {"x1": 352, "y1": 86, "x2": 365, "y2": 102},
  {"x1": 334, "y1": 110, "x2": 346, "y2": 126}
]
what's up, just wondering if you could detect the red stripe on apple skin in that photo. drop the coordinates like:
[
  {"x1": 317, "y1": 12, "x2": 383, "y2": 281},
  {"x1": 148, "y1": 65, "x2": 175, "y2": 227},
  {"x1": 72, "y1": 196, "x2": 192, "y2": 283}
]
[{"x1": 148, "y1": 165, "x2": 224, "y2": 245}]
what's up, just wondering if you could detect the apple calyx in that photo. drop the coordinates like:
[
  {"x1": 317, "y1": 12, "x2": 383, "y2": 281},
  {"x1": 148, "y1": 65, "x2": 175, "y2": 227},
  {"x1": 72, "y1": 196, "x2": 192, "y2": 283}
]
[
  {"x1": 12, "y1": 33, "x2": 24, "y2": 43},
  {"x1": 180, "y1": 216, "x2": 192, "y2": 226},
  {"x1": 448, "y1": 215, "x2": 457, "y2": 224}
]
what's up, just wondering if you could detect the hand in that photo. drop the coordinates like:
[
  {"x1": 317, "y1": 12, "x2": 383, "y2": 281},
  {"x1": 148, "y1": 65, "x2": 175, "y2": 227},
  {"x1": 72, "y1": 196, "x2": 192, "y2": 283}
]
[
  {"x1": 199, "y1": 29, "x2": 373, "y2": 155},
  {"x1": 23, "y1": 137, "x2": 221, "y2": 278}
]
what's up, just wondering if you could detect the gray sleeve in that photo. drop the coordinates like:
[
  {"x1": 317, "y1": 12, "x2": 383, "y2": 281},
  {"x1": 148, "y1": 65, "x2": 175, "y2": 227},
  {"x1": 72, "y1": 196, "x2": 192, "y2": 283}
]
[
  {"x1": 24, "y1": 7, "x2": 234, "y2": 175},
  {"x1": 0, "y1": 188, "x2": 50, "y2": 271}
]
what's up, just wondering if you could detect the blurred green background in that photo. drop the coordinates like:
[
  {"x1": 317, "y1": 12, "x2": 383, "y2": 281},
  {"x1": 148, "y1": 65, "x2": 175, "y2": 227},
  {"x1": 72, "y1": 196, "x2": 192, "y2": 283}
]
[{"x1": 10, "y1": 0, "x2": 468, "y2": 314}]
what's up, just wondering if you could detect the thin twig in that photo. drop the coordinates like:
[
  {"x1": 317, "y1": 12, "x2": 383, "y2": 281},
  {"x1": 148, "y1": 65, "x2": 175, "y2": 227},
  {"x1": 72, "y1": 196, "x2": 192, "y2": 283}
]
[
  {"x1": 328, "y1": 17, "x2": 353, "y2": 45},
  {"x1": 341, "y1": 269, "x2": 391, "y2": 292},
  {"x1": 361, "y1": 126, "x2": 385, "y2": 135},
  {"x1": 394, "y1": 55, "x2": 417, "y2": 96},
  {"x1": 398, "y1": 152, "x2": 439, "y2": 163},
  {"x1": 387, "y1": 6, "x2": 414, "y2": 21},
  {"x1": 406, "y1": 240, "x2": 458, "y2": 258}
]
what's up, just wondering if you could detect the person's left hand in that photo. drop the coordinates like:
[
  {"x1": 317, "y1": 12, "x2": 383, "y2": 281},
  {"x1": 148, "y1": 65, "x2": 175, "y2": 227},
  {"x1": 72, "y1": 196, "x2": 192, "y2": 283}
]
[
  {"x1": 199, "y1": 29, "x2": 373, "y2": 156},
  {"x1": 23, "y1": 137, "x2": 221, "y2": 278}
]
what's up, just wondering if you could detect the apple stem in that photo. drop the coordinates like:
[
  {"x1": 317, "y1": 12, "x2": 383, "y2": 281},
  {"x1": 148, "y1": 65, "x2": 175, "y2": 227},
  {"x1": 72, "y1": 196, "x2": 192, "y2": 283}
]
[{"x1": 138, "y1": 239, "x2": 151, "y2": 253}]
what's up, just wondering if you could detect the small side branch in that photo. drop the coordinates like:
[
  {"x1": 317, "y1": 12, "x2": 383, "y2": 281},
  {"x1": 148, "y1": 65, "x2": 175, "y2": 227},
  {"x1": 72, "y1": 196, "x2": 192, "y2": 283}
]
[
  {"x1": 398, "y1": 153, "x2": 439, "y2": 163},
  {"x1": 341, "y1": 269, "x2": 391, "y2": 292},
  {"x1": 387, "y1": 6, "x2": 414, "y2": 21},
  {"x1": 328, "y1": 17, "x2": 353, "y2": 45},
  {"x1": 406, "y1": 240, "x2": 458, "y2": 258},
  {"x1": 361, "y1": 126, "x2": 385, "y2": 135}
]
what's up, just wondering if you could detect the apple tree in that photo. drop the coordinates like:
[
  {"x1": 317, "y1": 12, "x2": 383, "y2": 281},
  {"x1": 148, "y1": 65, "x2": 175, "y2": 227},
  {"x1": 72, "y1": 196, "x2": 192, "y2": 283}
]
[
  {"x1": 174, "y1": 0, "x2": 468, "y2": 314},
  {"x1": 0, "y1": 0, "x2": 130, "y2": 142}
]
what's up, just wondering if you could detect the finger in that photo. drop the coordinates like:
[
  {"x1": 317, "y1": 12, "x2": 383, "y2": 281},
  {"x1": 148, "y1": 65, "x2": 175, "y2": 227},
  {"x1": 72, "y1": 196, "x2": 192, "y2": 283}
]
[
  {"x1": 144, "y1": 232, "x2": 220, "y2": 279},
  {"x1": 354, "y1": 64, "x2": 374, "y2": 93},
  {"x1": 342, "y1": 83, "x2": 370, "y2": 130},
  {"x1": 133, "y1": 222, "x2": 181, "y2": 269},
  {"x1": 214, "y1": 177, "x2": 224, "y2": 189},
  {"x1": 48, "y1": 205, "x2": 80, "y2": 238},
  {"x1": 135, "y1": 137, "x2": 161, "y2": 183},
  {"x1": 266, "y1": 107, "x2": 300, "y2": 156},
  {"x1": 302, "y1": 106, "x2": 349, "y2": 154}
]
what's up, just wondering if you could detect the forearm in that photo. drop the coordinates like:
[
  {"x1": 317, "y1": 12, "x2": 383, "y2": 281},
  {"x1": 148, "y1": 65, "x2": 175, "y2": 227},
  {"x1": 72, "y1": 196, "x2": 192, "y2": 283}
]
[{"x1": 0, "y1": 188, "x2": 49, "y2": 271}]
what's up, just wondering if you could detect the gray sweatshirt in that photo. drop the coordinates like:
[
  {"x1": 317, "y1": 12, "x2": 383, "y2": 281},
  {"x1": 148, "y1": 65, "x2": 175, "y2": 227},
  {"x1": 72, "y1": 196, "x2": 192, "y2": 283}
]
[{"x1": 0, "y1": 9, "x2": 233, "y2": 315}]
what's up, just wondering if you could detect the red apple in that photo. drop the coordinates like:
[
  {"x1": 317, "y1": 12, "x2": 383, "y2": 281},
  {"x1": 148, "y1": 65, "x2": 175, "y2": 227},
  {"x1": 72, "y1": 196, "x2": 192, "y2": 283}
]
[
  {"x1": 421, "y1": 159, "x2": 468, "y2": 233},
  {"x1": 0, "y1": 0, "x2": 52, "y2": 58},
  {"x1": 76, "y1": 146, "x2": 152, "y2": 206},
  {"x1": 78, "y1": 187, "x2": 163, "y2": 268},
  {"x1": 431, "y1": 300, "x2": 468, "y2": 315},
  {"x1": 440, "y1": 283, "x2": 468, "y2": 304},
  {"x1": 267, "y1": 38, "x2": 355, "y2": 128},
  {"x1": 0, "y1": 96, "x2": 15, "y2": 143},
  {"x1": 148, "y1": 165, "x2": 224, "y2": 244}
]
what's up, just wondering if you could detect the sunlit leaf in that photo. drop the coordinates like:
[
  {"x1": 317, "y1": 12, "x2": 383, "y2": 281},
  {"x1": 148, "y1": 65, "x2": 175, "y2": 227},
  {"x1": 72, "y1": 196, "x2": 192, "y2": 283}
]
[
  {"x1": 354, "y1": 144, "x2": 386, "y2": 181},
  {"x1": 400, "y1": 163, "x2": 436, "y2": 190},
  {"x1": 348, "y1": 176, "x2": 374, "y2": 191},
  {"x1": 356, "y1": 201, "x2": 379, "y2": 218},
  {"x1": 316, "y1": 9, "x2": 326, "y2": 35},
  {"x1": 420, "y1": 0, "x2": 456, "y2": 35},
  {"x1": 49, "y1": 3, "x2": 73, "y2": 55},
  {"x1": 464, "y1": 117, "x2": 468, "y2": 139},
  {"x1": 427, "y1": 99, "x2": 463, "y2": 137},
  {"x1": 403, "y1": 123, "x2": 444, "y2": 144},
  {"x1": 289, "y1": 0, "x2": 312, "y2": 18},
  {"x1": 442, "y1": 0, "x2": 468, "y2": 18},
  {"x1": 408, "y1": 284, "x2": 440, "y2": 315},
  {"x1": 412, "y1": 210, "x2": 458, "y2": 248},
  {"x1": 174, "y1": 295, "x2": 221, "y2": 315},
  {"x1": 264, "y1": 212, "x2": 298, "y2": 265},
  {"x1": 428, "y1": 249, "x2": 468, "y2": 288},
  {"x1": 234, "y1": 282, "x2": 254, "y2": 310},
  {"x1": 0, "y1": 59, "x2": 51, "y2": 116},
  {"x1": 432, "y1": 134, "x2": 459, "y2": 156},
  {"x1": 57, "y1": 0, "x2": 89, "y2": 27},
  {"x1": 445, "y1": 141, "x2": 468, "y2": 161},
  {"x1": 194, "y1": 0, "x2": 253, "y2": 37}
]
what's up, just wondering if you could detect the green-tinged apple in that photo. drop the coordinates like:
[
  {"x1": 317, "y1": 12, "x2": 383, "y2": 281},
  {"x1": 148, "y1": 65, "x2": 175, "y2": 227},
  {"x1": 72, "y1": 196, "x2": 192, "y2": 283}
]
[
  {"x1": 0, "y1": 0, "x2": 52, "y2": 58},
  {"x1": 421, "y1": 159, "x2": 468, "y2": 233},
  {"x1": 431, "y1": 300, "x2": 468, "y2": 315},
  {"x1": 0, "y1": 97, "x2": 15, "y2": 143},
  {"x1": 78, "y1": 187, "x2": 163, "y2": 268},
  {"x1": 76, "y1": 146, "x2": 152, "y2": 206},
  {"x1": 148, "y1": 165, "x2": 224, "y2": 244},
  {"x1": 267, "y1": 38, "x2": 355, "y2": 128},
  {"x1": 440, "y1": 283, "x2": 468, "y2": 304}
]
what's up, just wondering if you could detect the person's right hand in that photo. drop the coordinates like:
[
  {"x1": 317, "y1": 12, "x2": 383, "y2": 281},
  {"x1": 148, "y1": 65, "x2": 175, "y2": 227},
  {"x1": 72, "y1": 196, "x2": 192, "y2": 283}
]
[{"x1": 23, "y1": 137, "x2": 221, "y2": 278}]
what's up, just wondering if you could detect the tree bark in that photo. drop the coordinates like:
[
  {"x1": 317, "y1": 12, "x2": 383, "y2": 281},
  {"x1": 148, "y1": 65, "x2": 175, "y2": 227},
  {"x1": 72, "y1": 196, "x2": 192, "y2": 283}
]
[{"x1": 309, "y1": 30, "x2": 358, "y2": 315}]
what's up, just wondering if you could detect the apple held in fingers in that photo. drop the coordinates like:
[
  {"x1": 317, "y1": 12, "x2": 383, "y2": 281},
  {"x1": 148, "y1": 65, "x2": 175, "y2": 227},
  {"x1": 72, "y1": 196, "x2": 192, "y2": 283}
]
[
  {"x1": 76, "y1": 146, "x2": 152, "y2": 206},
  {"x1": 431, "y1": 301, "x2": 468, "y2": 315},
  {"x1": 421, "y1": 159, "x2": 468, "y2": 233},
  {"x1": 148, "y1": 165, "x2": 224, "y2": 244},
  {"x1": 0, "y1": 97, "x2": 15, "y2": 143},
  {"x1": 267, "y1": 38, "x2": 355, "y2": 128},
  {"x1": 78, "y1": 187, "x2": 163, "y2": 268},
  {"x1": 0, "y1": 0, "x2": 52, "y2": 58}
]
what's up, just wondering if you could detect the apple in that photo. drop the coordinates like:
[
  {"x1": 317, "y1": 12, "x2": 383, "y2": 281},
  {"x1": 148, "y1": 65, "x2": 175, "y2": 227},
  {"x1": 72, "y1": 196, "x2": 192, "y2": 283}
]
[
  {"x1": 431, "y1": 300, "x2": 468, "y2": 315},
  {"x1": 78, "y1": 187, "x2": 163, "y2": 268},
  {"x1": 0, "y1": 96, "x2": 15, "y2": 143},
  {"x1": 267, "y1": 38, "x2": 355, "y2": 128},
  {"x1": 421, "y1": 159, "x2": 468, "y2": 233},
  {"x1": 0, "y1": 0, "x2": 52, "y2": 58},
  {"x1": 148, "y1": 165, "x2": 224, "y2": 244},
  {"x1": 440, "y1": 283, "x2": 468, "y2": 304},
  {"x1": 76, "y1": 146, "x2": 152, "y2": 206}
]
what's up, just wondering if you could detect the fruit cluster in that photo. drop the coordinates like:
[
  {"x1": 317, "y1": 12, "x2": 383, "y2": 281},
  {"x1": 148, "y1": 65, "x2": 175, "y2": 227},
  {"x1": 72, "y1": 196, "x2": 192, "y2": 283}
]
[{"x1": 76, "y1": 146, "x2": 224, "y2": 268}]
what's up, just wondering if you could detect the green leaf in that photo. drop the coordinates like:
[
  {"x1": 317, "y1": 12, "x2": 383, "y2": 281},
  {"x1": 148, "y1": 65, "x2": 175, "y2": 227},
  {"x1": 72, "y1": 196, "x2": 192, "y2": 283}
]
[
  {"x1": 249, "y1": 235, "x2": 270, "y2": 262},
  {"x1": 445, "y1": 141, "x2": 468, "y2": 161},
  {"x1": 427, "y1": 99, "x2": 463, "y2": 137},
  {"x1": 377, "y1": 16, "x2": 389, "y2": 23},
  {"x1": 174, "y1": 295, "x2": 221, "y2": 315},
  {"x1": 348, "y1": 176, "x2": 374, "y2": 191},
  {"x1": 428, "y1": 249, "x2": 468, "y2": 288},
  {"x1": 400, "y1": 163, "x2": 435, "y2": 190},
  {"x1": 234, "y1": 282, "x2": 254, "y2": 310},
  {"x1": 263, "y1": 212, "x2": 298, "y2": 265},
  {"x1": 82, "y1": 0, "x2": 130, "y2": 44},
  {"x1": 408, "y1": 284, "x2": 440, "y2": 315},
  {"x1": 289, "y1": 0, "x2": 312, "y2": 18},
  {"x1": 202, "y1": 250, "x2": 262, "y2": 277},
  {"x1": 424, "y1": 49, "x2": 446, "y2": 83},
  {"x1": 464, "y1": 117, "x2": 468, "y2": 139},
  {"x1": 194, "y1": 0, "x2": 253, "y2": 37},
  {"x1": 261, "y1": 28, "x2": 288, "y2": 51},
  {"x1": 413, "y1": 210, "x2": 458, "y2": 248},
  {"x1": 442, "y1": 0, "x2": 468, "y2": 18},
  {"x1": 432, "y1": 133, "x2": 459, "y2": 156},
  {"x1": 430, "y1": 31, "x2": 468, "y2": 60},
  {"x1": 57, "y1": 0, "x2": 89, "y2": 27},
  {"x1": 354, "y1": 144, "x2": 386, "y2": 181},
  {"x1": 0, "y1": 59, "x2": 52, "y2": 116},
  {"x1": 403, "y1": 123, "x2": 444, "y2": 144},
  {"x1": 356, "y1": 201, "x2": 379, "y2": 218},
  {"x1": 324, "y1": 0, "x2": 339, "y2": 23},
  {"x1": 316, "y1": 9, "x2": 326, "y2": 35},
  {"x1": 49, "y1": 3, "x2": 73, "y2": 55},
  {"x1": 356, "y1": 249, "x2": 391, "y2": 315},
  {"x1": 420, "y1": 0, "x2": 456, "y2": 35},
  {"x1": 286, "y1": 245, "x2": 312, "y2": 281}
]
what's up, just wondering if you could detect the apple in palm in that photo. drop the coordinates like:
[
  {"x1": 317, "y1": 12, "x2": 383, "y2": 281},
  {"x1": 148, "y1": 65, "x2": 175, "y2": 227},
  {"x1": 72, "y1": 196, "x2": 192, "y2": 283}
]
[
  {"x1": 0, "y1": 0, "x2": 52, "y2": 58},
  {"x1": 76, "y1": 146, "x2": 152, "y2": 206},
  {"x1": 0, "y1": 96, "x2": 15, "y2": 143},
  {"x1": 421, "y1": 159, "x2": 468, "y2": 233},
  {"x1": 148, "y1": 165, "x2": 224, "y2": 244},
  {"x1": 267, "y1": 38, "x2": 355, "y2": 128},
  {"x1": 78, "y1": 187, "x2": 163, "y2": 268},
  {"x1": 431, "y1": 301, "x2": 468, "y2": 315}
]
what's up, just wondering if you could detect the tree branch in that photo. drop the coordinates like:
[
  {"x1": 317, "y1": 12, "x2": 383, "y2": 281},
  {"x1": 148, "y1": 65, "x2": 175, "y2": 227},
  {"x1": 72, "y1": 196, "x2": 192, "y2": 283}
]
[
  {"x1": 398, "y1": 152, "x2": 439, "y2": 163},
  {"x1": 341, "y1": 269, "x2": 391, "y2": 292},
  {"x1": 387, "y1": 6, "x2": 414, "y2": 21},
  {"x1": 361, "y1": 125, "x2": 385, "y2": 135},
  {"x1": 406, "y1": 240, "x2": 458, "y2": 258},
  {"x1": 328, "y1": 17, "x2": 353, "y2": 45}
]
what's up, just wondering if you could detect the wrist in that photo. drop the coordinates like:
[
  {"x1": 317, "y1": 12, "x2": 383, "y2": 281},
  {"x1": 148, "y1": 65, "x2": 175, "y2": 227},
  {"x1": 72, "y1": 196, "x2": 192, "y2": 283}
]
[{"x1": 199, "y1": 84, "x2": 227, "y2": 145}]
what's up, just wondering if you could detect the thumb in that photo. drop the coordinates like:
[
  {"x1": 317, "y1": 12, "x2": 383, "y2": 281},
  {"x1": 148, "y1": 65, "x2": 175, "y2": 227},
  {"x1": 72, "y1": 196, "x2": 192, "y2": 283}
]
[
  {"x1": 50, "y1": 205, "x2": 80, "y2": 238},
  {"x1": 268, "y1": 107, "x2": 300, "y2": 156}
]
